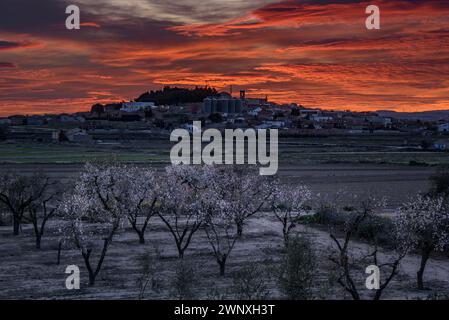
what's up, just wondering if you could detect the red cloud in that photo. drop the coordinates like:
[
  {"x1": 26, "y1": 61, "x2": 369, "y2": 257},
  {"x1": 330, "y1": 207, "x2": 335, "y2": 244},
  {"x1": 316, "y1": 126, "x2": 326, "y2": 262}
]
[
  {"x1": 170, "y1": 0, "x2": 449, "y2": 37},
  {"x1": 80, "y1": 22, "x2": 101, "y2": 28},
  {"x1": 0, "y1": 62, "x2": 16, "y2": 68},
  {"x1": 0, "y1": 40, "x2": 41, "y2": 51}
]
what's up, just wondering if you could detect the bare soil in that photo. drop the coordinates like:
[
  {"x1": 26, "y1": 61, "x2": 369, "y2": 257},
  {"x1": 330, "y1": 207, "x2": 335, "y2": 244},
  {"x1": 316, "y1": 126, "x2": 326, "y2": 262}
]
[{"x1": 1, "y1": 212, "x2": 448, "y2": 300}]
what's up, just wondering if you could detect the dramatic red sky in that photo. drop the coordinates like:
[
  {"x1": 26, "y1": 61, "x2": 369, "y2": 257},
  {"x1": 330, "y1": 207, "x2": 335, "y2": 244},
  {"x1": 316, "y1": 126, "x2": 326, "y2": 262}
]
[{"x1": 1, "y1": 0, "x2": 449, "y2": 116}]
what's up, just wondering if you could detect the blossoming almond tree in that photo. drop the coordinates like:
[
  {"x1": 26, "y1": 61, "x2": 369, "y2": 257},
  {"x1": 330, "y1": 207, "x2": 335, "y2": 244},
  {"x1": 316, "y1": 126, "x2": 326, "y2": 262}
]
[
  {"x1": 202, "y1": 196, "x2": 240, "y2": 277},
  {"x1": 204, "y1": 165, "x2": 271, "y2": 237},
  {"x1": 198, "y1": 165, "x2": 269, "y2": 276},
  {"x1": 395, "y1": 195, "x2": 449, "y2": 290},
  {"x1": 60, "y1": 163, "x2": 126, "y2": 286},
  {"x1": 158, "y1": 165, "x2": 206, "y2": 259},
  {"x1": 111, "y1": 165, "x2": 159, "y2": 244},
  {"x1": 269, "y1": 181, "x2": 312, "y2": 246}
]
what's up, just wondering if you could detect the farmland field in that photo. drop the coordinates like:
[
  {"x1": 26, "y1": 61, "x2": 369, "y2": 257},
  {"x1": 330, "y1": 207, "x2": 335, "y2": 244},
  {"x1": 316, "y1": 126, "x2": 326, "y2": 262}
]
[
  {"x1": 1, "y1": 135, "x2": 448, "y2": 166},
  {"x1": 0, "y1": 134, "x2": 442, "y2": 207}
]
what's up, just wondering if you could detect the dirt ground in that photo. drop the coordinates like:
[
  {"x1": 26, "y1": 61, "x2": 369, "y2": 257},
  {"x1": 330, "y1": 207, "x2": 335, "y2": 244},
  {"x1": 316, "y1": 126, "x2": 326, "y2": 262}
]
[
  {"x1": 0, "y1": 157, "x2": 444, "y2": 299},
  {"x1": 1, "y1": 211, "x2": 448, "y2": 300}
]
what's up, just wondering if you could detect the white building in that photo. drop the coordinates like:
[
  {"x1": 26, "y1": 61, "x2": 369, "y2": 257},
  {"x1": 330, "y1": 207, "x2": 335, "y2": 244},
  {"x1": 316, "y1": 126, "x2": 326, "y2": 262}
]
[
  {"x1": 300, "y1": 109, "x2": 320, "y2": 117},
  {"x1": 256, "y1": 120, "x2": 286, "y2": 129},
  {"x1": 65, "y1": 128, "x2": 92, "y2": 143},
  {"x1": 183, "y1": 123, "x2": 201, "y2": 133},
  {"x1": 0, "y1": 118, "x2": 11, "y2": 125},
  {"x1": 310, "y1": 115, "x2": 333, "y2": 122},
  {"x1": 60, "y1": 115, "x2": 85, "y2": 123},
  {"x1": 121, "y1": 102, "x2": 155, "y2": 113},
  {"x1": 248, "y1": 107, "x2": 262, "y2": 116},
  {"x1": 434, "y1": 139, "x2": 449, "y2": 150},
  {"x1": 438, "y1": 123, "x2": 449, "y2": 133}
]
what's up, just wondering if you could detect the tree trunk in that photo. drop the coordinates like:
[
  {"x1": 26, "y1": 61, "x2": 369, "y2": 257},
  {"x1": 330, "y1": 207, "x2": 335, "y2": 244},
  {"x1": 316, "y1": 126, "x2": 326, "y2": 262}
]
[
  {"x1": 417, "y1": 247, "x2": 431, "y2": 290},
  {"x1": 236, "y1": 224, "x2": 243, "y2": 238},
  {"x1": 131, "y1": 221, "x2": 146, "y2": 245},
  {"x1": 89, "y1": 238, "x2": 111, "y2": 287},
  {"x1": 283, "y1": 232, "x2": 290, "y2": 248},
  {"x1": 13, "y1": 216, "x2": 20, "y2": 236},
  {"x1": 35, "y1": 234, "x2": 42, "y2": 249},
  {"x1": 138, "y1": 232, "x2": 145, "y2": 245},
  {"x1": 282, "y1": 216, "x2": 289, "y2": 243},
  {"x1": 218, "y1": 258, "x2": 227, "y2": 276},
  {"x1": 83, "y1": 254, "x2": 96, "y2": 287},
  {"x1": 176, "y1": 242, "x2": 185, "y2": 259},
  {"x1": 88, "y1": 272, "x2": 96, "y2": 286}
]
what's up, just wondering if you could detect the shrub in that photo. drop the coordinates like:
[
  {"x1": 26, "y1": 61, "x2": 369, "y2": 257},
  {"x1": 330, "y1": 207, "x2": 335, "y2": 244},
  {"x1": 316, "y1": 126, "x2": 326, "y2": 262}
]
[
  {"x1": 137, "y1": 248, "x2": 163, "y2": 299},
  {"x1": 278, "y1": 235, "x2": 316, "y2": 300},
  {"x1": 314, "y1": 209, "x2": 347, "y2": 226},
  {"x1": 425, "y1": 292, "x2": 449, "y2": 300},
  {"x1": 232, "y1": 263, "x2": 271, "y2": 300},
  {"x1": 357, "y1": 215, "x2": 395, "y2": 246},
  {"x1": 429, "y1": 167, "x2": 449, "y2": 197},
  {"x1": 312, "y1": 210, "x2": 395, "y2": 247},
  {"x1": 170, "y1": 260, "x2": 198, "y2": 300}
]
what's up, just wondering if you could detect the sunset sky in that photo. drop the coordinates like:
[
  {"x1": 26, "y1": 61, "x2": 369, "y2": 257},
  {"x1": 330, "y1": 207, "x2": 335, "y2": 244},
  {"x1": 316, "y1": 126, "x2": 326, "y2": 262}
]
[{"x1": 1, "y1": 0, "x2": 449, "y2": 116}]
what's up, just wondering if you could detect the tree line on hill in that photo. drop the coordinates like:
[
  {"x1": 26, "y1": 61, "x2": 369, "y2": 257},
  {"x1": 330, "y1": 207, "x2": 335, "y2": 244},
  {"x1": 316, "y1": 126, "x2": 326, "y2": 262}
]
[{"x1": 136, "y1": 86, "x2": 220, "y2": 105}]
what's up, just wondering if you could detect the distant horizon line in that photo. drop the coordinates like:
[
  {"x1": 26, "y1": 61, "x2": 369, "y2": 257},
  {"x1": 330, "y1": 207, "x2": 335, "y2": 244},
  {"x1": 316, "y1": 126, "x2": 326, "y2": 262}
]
[{"x1": 2, "y1": 106, "x2": 449, "y2": 119}]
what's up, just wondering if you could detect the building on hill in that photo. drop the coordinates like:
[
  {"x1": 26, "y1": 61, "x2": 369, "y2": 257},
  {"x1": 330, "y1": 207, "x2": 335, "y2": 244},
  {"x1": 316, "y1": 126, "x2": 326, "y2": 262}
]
[
  {"x1": 299, "y1": 109, "x2": 320, "y2": 118},
  {"x1": 438, "y1": 123, "x2": 449, "y2": 133},
  {"x1": 434, "y1": 139, "x2": 449, "y2": 150},
  {"x1": 52, "y1": 128, "x2": 91, "y2": 143},
  {"x1": 60, "y1": 115, "x2": 85, "y2": 123},
  {"x1": 105, "y1": 103, "x2": 122, "y2": 112},
  {"x1": 8, "y1": 115, "x2": 26, "y2": 125},
  {"x1": 202, "y1": 90, "x2": 273, "y2": 115},
  {"x1": 26, "y1": 115, "x2": 46, "y2": 126},
  {"x1": 244, "y1": 97, "x2": 269, "y2": 108},
  {"x1": 121, "y1": 101, "x2": 155, "y2": 113},
  {"x1": 203, "y1": 93, "x2": 243, "y2": 114},
  {"x1": 0, "y1": 118, "x2": 11, "y2": 125}
]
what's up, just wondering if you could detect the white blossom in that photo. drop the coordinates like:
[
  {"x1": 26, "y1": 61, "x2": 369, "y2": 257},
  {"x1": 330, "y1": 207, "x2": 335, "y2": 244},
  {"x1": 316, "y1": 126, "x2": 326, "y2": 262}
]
[{"x1": 395, "y1": 195, "x2": 449, "y2": 252}]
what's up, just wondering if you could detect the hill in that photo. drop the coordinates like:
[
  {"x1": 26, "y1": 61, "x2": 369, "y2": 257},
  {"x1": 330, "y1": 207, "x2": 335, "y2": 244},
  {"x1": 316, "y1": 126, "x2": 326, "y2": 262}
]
[
  {"x1": 377, "y1": 110, "x2": 449, "y2": 121},
  {"x1": 135, "y1": 86, "x2": 219, "y2": 105}
]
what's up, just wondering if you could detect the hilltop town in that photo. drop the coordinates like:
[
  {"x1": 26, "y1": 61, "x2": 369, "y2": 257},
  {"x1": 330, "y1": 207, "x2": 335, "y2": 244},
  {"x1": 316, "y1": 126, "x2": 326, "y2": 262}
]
[{"x1": 0, "y1": 87, "x2": 448, "y2": 151}]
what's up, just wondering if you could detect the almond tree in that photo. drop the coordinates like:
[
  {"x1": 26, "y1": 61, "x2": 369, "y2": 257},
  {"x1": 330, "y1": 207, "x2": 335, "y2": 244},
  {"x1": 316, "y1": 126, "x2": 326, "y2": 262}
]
[
  {"x1": 203, "y1": 197, "x2": 240, "y2": 276},
  {"x1": 395, "y1": 195, "x2": 449, "y2": 290},
  {"x1": 200, "y1": 166, "x2": 261, "y2": 276},
  {"x1": 205, "y1": 166, "x2": 270, "y2": 237},
  {"x1": 158, "y1": 165, "x2": 205, "y2": 258},
  {"x1": 112, "y1": 166, "x2": 159, "y2": 244},
  {"x1": 329, "y1": 197, "x2": 407, "y2": 300},
  {"x1": 269, "y1": 181, "x2": 311, "y2": 246},
  {"x1": 27, "y1": 184, "x2": 60, "y2": 249},
  {"x1": 59, "y1": 163, "x2": 125, "y2": 286},
  {"x1": 0, "y1": 173, "x2": 51, "y2": 235}
]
